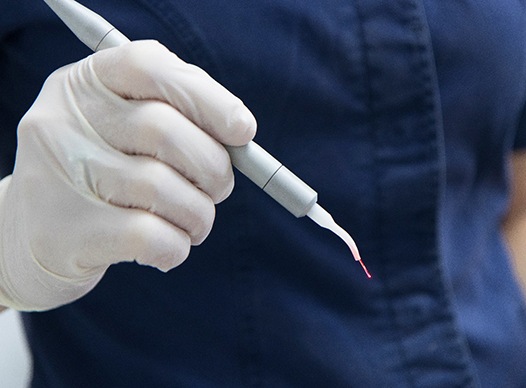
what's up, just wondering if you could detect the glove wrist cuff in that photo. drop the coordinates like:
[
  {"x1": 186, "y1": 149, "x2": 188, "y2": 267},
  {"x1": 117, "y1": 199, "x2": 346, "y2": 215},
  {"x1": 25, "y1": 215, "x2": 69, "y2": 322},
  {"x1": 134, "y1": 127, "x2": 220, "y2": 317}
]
[{"x1": 0, "y1": 175, "x2": 101, "y2": 311}]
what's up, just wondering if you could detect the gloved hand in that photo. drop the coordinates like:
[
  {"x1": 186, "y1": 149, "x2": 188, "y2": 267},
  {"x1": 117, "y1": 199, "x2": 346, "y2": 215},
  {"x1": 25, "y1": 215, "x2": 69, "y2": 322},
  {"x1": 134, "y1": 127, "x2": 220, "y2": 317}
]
[{"x1": 0, "y1": 40, "x2": 256, "y2": 311}]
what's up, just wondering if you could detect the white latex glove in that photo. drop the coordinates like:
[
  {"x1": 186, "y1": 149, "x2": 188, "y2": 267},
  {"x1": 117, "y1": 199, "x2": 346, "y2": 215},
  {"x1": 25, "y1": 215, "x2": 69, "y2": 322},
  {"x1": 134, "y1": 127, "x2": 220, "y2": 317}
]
[{"x1": 0, "y1": 40, "x2": 256, "y2": 311}]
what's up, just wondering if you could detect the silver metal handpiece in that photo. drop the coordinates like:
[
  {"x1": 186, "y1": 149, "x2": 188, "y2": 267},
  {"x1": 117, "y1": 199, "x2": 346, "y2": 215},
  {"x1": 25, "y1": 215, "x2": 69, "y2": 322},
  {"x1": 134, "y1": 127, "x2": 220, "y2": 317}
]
[{"x1": 43, "y1": 0, "x2": 128, "y2": 51}]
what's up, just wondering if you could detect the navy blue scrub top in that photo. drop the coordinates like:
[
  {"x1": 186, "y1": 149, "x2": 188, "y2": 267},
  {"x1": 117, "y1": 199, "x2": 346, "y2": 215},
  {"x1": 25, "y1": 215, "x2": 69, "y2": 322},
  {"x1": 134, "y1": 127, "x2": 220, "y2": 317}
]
[{"x1": 2, "y1": 1, "x2": 526, "y2": 387}]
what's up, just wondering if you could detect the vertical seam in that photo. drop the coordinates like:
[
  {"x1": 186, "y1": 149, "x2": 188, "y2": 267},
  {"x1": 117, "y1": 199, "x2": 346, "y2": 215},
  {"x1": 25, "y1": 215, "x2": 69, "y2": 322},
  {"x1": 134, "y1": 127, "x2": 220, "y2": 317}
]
[{"x1": 352, "y1": 1, "x2": 418, "y2": 386}]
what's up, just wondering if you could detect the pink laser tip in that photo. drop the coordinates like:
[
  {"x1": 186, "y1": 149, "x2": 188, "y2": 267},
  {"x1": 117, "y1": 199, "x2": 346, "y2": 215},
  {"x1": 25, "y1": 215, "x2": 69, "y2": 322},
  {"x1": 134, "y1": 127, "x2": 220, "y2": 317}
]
[{"x1": 359, "y1": 259, "x2": 372, "y2": 279}]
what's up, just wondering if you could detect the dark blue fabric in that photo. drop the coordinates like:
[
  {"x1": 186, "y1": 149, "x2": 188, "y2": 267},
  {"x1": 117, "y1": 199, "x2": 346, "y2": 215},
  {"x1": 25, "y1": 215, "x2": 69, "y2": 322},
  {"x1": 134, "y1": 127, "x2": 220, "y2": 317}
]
[{"x1": 1, "y1": 1, "x2": 526, "y2": 386}]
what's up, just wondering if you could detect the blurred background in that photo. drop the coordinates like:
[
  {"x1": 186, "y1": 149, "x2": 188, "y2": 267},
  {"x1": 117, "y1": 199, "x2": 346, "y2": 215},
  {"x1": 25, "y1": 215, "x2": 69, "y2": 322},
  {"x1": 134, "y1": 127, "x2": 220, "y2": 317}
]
[{"x1": 0, "y1": 310, "x2": 31, "y2": 387}]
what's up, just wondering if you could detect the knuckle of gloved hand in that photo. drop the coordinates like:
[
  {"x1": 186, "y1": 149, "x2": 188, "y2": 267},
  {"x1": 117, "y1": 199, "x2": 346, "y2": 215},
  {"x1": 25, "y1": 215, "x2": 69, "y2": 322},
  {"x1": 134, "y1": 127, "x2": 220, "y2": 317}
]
[
  {"x1": 133, "y1": 160, "x2": 171, "y2": 200},
  {"x1": 130, "y1": 157, "x2": 217, "y2": 246},
  {"x1": 222, "y1": 102, "x2": 258, "y2": 146},
  {"x1": 17, "y1": 108, "x2": 55, "y2": 149},
  {"x1": 122, "y1": 40, "x2": 166, "y2": 69},
  {"x1": 155, "y1": 242, "x2": 192, "y2": 271},
  {"x1": 186, "y1": 194, "x2": 216, "y2": 245},
  {"x1": 132, "y1": 102, "x2": 174, "y2": 151},
  {"x1": 17, "y1": 68, "x2": 72, "y2": 139},
  {"x1": 42, "y1": 64, "x2": 70, "y2": 85},
  {"x1": 17, "y1": 109, "x2": 43, "y2": 141},
  {"x1": 130, "y1": 212, "x2": 192, "y2": 272},
  {"x1": 129, "y1": 161, "x2": 215, "y2": 246},
  {"x1": 198, "y1": 146, "x2": 235, "y2": 204},
  {"x1": 107, "y1": 40, "x2": 169, "y2": 85}
]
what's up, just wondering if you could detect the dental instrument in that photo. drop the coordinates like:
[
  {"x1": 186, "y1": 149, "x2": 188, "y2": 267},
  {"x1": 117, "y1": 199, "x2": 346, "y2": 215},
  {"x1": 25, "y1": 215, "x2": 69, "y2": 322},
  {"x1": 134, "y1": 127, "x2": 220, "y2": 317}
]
[{"x1": 43, "y1": 0, "x2": 371, "y2": 278}]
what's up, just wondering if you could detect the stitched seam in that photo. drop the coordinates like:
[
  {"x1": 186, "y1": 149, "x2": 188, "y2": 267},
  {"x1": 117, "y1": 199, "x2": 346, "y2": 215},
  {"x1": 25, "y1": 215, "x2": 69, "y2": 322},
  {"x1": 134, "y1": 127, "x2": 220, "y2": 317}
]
[{"x1": 353, "y1": 1, "x2": 424, "y2": 387}]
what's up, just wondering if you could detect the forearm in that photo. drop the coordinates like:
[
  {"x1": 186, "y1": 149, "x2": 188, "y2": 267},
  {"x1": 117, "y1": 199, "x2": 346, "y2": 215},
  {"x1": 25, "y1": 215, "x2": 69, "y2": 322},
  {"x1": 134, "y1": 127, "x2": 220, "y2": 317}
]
[
  {"x1": 503, "y1": 217, "x2": 526, "y2": 297},
  {"x1": 502, "y1": 150, "x2": 526, "y2": 297}
]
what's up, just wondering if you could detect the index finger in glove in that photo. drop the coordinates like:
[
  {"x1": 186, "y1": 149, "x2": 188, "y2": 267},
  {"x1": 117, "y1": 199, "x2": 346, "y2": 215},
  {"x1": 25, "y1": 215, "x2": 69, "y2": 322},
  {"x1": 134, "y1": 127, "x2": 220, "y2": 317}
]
[{"x1": 91, "y1": 40, "x2": 257, "y2": 146}]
